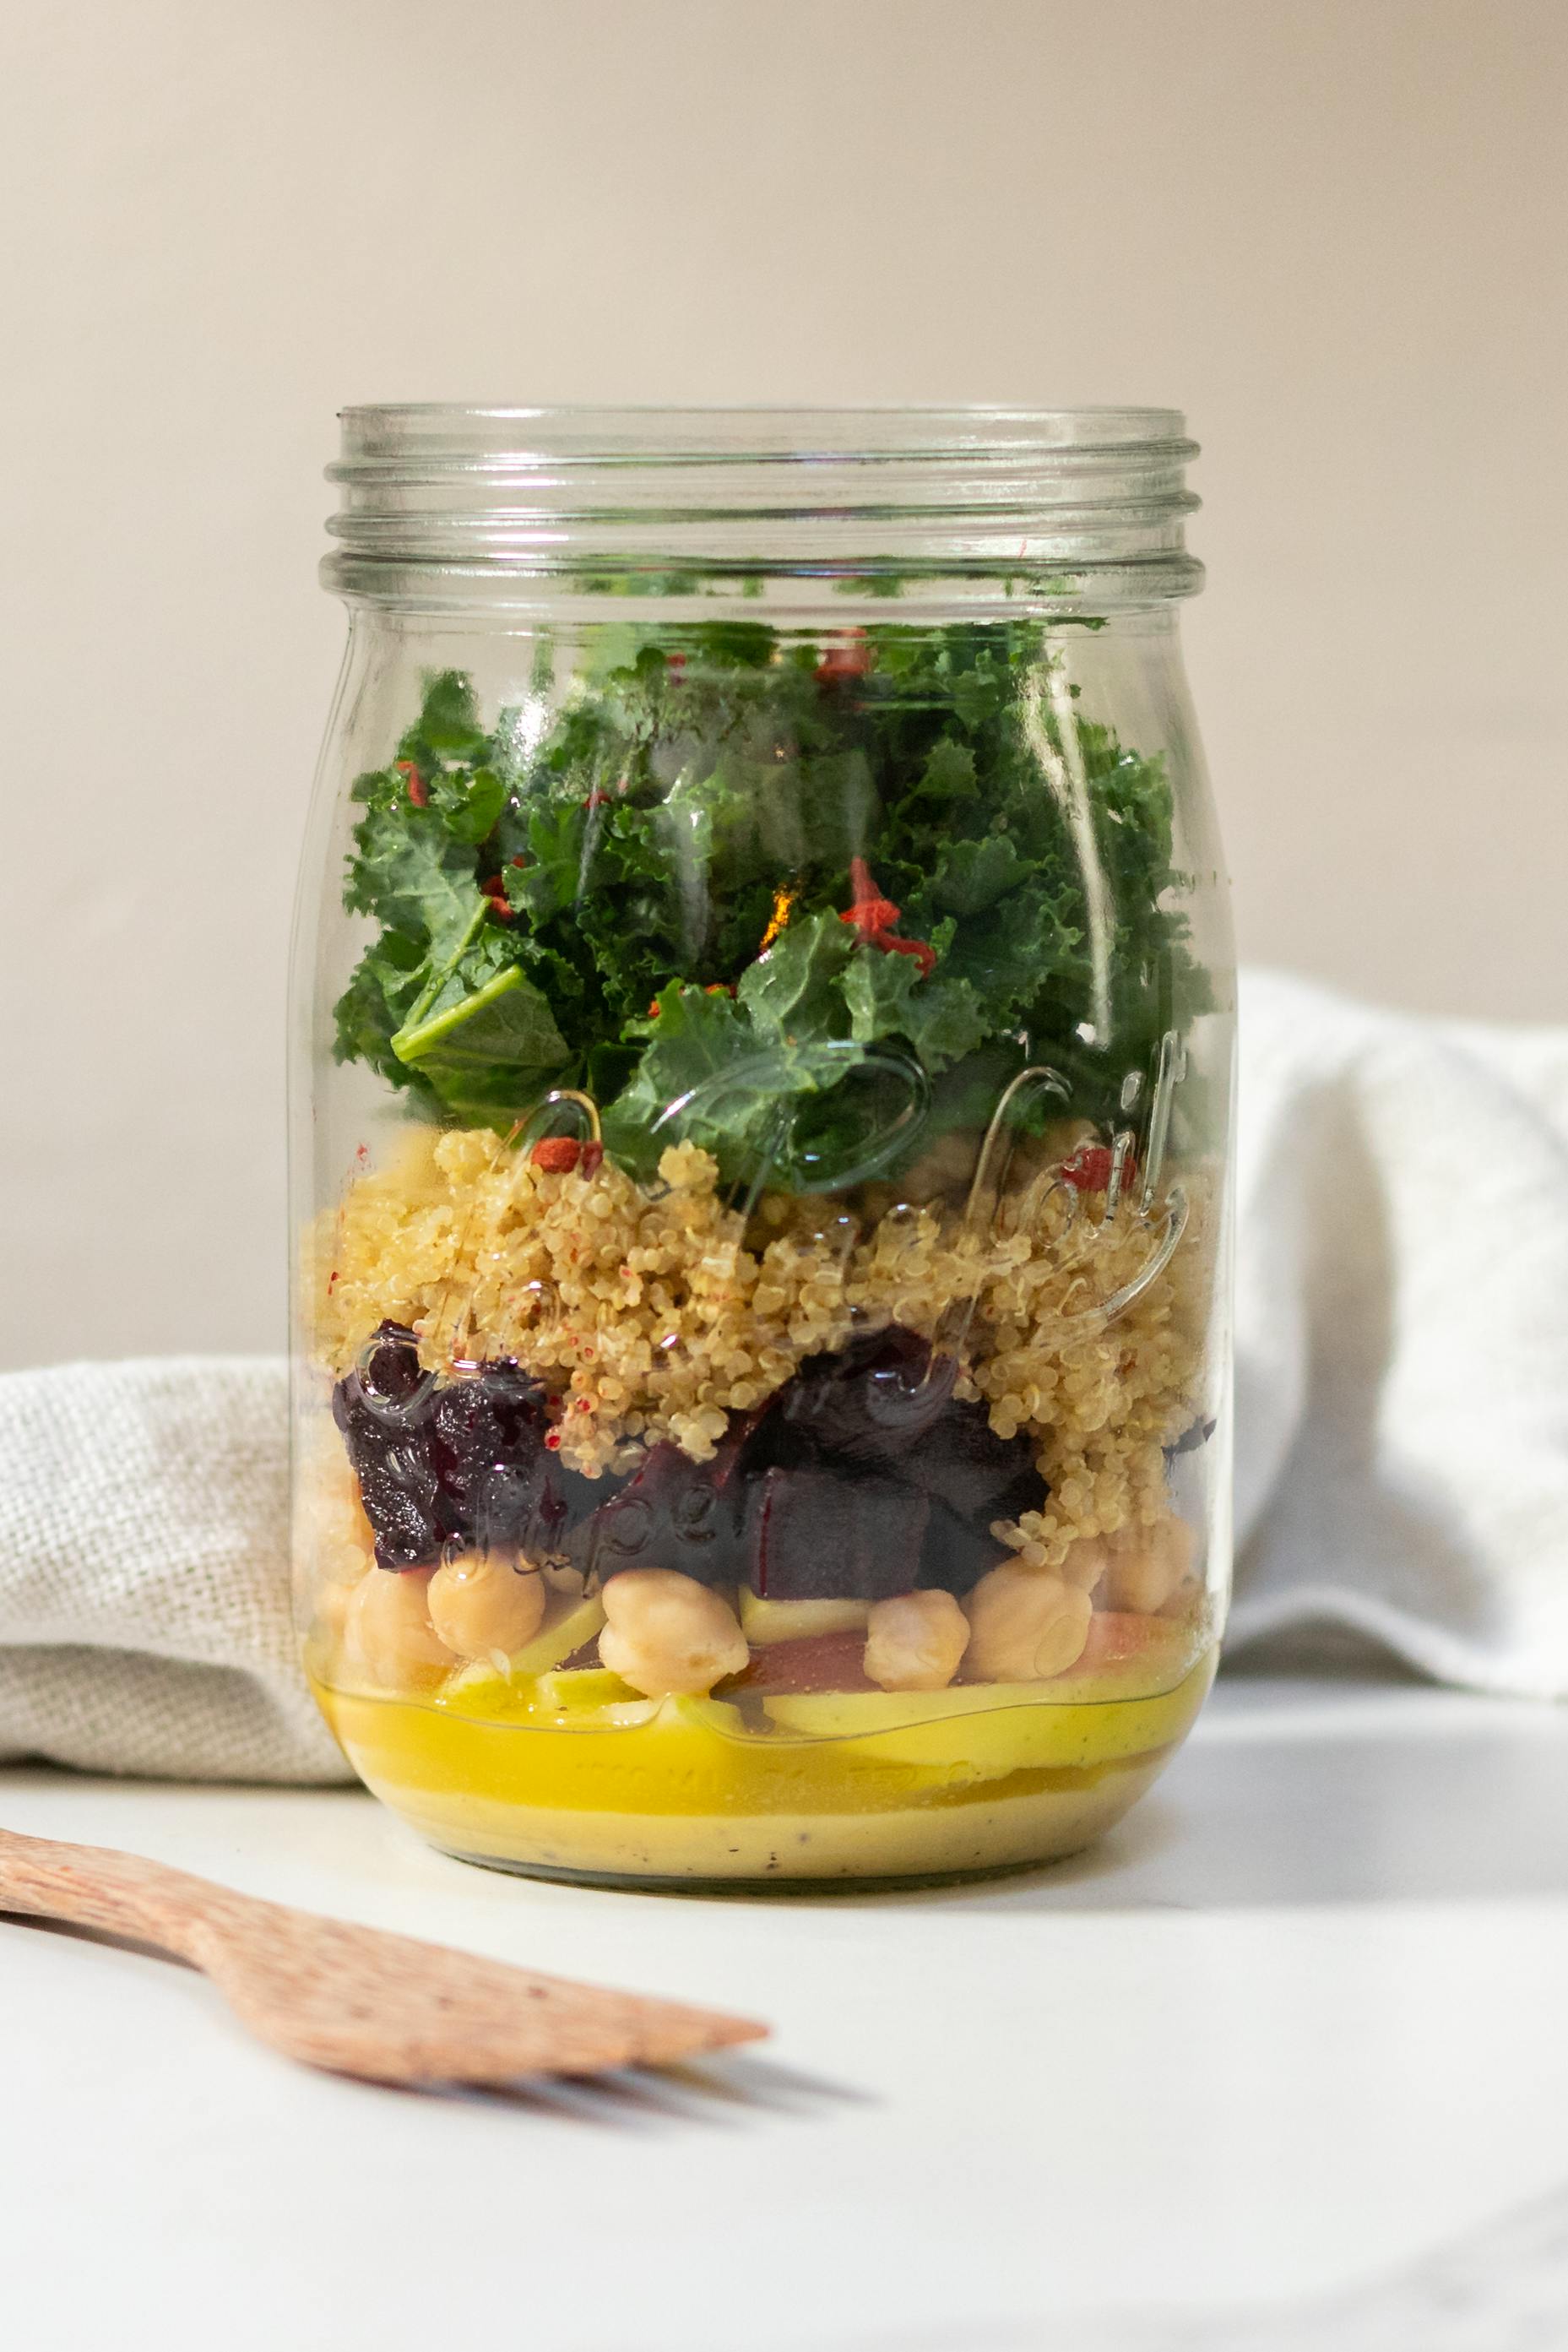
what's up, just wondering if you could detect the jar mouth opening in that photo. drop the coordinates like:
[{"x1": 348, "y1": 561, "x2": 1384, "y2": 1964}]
[
  {"x1": 325, "y1": 405, "x2": 1202, "y2": 609},
  {"x1": 333, "y1": 404, "x2": 1196, "y2": 470}
]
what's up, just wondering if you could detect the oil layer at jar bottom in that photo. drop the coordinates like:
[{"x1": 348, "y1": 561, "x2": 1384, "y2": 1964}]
[{"x1": 312, "y1": 1649, "x2": 1215, "y2": 1886}]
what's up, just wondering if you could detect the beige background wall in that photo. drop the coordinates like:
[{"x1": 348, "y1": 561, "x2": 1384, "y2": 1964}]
[{"x1": 4, "y1": 0, "x2": 1565, "y2": 1370}]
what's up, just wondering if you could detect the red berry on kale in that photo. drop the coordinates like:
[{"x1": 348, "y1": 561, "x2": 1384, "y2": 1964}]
[
  {"x1": 1061, "y1": 1145, "x2": 1131, "y2": 1193},
  {"x1": 816, "y1": 633, "x2": 872, "y2": 684},
  {"x1": 530, "y1": 1137, "x2": 584, "y2": 1174},
  {"x1": 876, "y1": 932, "x2": 937, "y2": 977},
  {"x1": 840, "y1": 856, "x2": 903, "y2": 937},
  {"x1": 396, "y1": 761, "x2": 427, "y2": 807},
  {"x1": 838, "y1": 857, "x2": 934, "y2": 972}
]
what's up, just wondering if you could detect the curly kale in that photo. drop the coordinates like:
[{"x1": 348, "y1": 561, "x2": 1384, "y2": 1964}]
[{"x1": 334, "y1": 620, "x2": 1207, "y2": 1181}]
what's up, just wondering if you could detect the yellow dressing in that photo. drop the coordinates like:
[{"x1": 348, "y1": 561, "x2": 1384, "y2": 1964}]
[{"x1": 311, "y1": 1645, "x2": 1215, "y2": 1886}]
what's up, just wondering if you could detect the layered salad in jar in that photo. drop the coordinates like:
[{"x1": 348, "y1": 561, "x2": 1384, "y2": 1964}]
[{"x1": 300, "y1": 609, "x2": 1225, "y2": 1884}]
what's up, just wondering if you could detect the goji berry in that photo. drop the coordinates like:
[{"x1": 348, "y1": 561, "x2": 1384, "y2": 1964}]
[
  {"x1": 838, "y1": 857, "x2": 935, "y2": 974},
  {"x1": 1062, "y1": 1145, "x2": 1132, "y2": 1194},
  {"x1": 839, "y1": 856, "x2": 903, "y2": 937},
  {"x1": 530, "y1": 1136, "x2": 583, "y2": 1173},
  {"x1": 876, "y1": 932, "x2": 937, "y2": 977},
  {"x1": 817, "y1": 632, "x2": 872, "y2": 683}
]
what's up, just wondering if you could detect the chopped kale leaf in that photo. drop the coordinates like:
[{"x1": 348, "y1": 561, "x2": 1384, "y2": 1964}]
[{"x1": 333, "y1": 629, "x2": 1205, "y2": 1181}]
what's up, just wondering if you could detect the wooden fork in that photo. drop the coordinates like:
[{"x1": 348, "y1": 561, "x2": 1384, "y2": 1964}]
[{"x1": 0, "y1": 1825, "x2": 767, "y2": 2084}]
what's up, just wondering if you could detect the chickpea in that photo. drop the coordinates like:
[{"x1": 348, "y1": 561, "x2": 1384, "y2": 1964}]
[
  {"x1": 312, "y1": 1573, "x2": 363, "y2": 1649},
  {"x1": 427, "y1": 1552, "x2": 549, "y2": 1663},
  {"x1": 863, "y1": 1590, "x2": 969, "y2": 1692},
  {"x1": 963, "y1": 1564, "x2": 1093, "y2": 1681},
  {"x1": 1059, "y1": 1534, "x2": 1114, "y2": 1594},
  {"x1": 344, "y1": 1568, "x2": 456, "y2": 1690},
  {"x1": 1099, "y1": 1517, "x2": 1196, "y2": 1615},
  {"x1": 307, "y1": 1468, "x2": 377, "y2": 1589},
  {"x1": 598, "y1": 1570, "x2": 749, "y2": 1697}
]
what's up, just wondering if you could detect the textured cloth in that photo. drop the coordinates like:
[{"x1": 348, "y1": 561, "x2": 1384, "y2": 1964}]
[
  {"x1": 1232, "y1": 972, "x2": 1568, "y2": 1697},
  {"x1": 3, "y1": 968, "x2": 1567, "y2": 1783},
  {"x1": 0, "y1": 1357, "x2": 345, "y2": 1781}
]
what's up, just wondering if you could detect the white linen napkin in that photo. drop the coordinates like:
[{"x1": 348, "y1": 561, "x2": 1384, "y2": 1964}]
[
  {"x1": 0, "y1": 1356, "x2": 343, "y2": 1781},
  {"x1": 2, "y1": 967, "x2": 1565, "y2": 1782},
  {"x1": 1232, "y1": 970, "x2": 1568, "y2": 1697}
]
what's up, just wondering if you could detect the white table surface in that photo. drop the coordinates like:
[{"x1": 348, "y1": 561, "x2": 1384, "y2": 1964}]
[{"x1": 5, "y1": 1664, "x2": 1568, "y2": 2352}]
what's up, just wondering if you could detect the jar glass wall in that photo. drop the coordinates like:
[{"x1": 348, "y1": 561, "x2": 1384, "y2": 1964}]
[{"x1": 290, "y1": 409, "x2": 1234, "y2": 1888}]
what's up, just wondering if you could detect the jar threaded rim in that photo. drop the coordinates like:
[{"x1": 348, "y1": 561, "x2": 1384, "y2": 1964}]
[{"x1": 324, "y1": 405, "x2": 1202, "y2": 610}]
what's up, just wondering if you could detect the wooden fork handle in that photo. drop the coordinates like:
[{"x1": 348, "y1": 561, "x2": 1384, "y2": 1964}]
[{"x1": 0, "y1": 1824, "x2": 241, "y2": 1959}]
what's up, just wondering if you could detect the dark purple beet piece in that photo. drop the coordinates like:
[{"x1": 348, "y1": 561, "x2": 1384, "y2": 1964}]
[
  {"x1": 332, "y1": 1324, "x2": 442, "y2": 1569},
  {"x1": 331, "y1": 1317, "x2": 1046, "y2": 1599},
  {"x1": 917, "y1": 1499, "x2": 1014, "y2": 1598},
  {"x1": 727, "y1": 1323, "x2": 1044, "y2": 1600},
  {"x1": 744, "y1": 1466, "x2": 930, "y2": 1603},
  {"x1": 761, "y1": 1324, "x2": 957, "y2": 1472},
  {"x1": 426, "y1": 1365, "x2": 557, "y2": 1560},
  {"x1": 570, "y1": 1427, "x2": 750, "y2": 1589},
  {"x1": 898, "y1": 1395, "x2": 1045, "y2": 1530},
  {"x1": 357, "y1": 1321, "x2": 429, "y2": 1409},
  {"x1": 333, "y1": 1328, "x2": 621, "y2": 1571}
]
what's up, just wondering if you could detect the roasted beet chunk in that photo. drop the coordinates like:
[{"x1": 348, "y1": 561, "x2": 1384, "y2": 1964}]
[
  {"x1": 356, "y1": 1321, "x2": 429, "y2": 1410},
  {"x1": 728, "y1": 1323, "x2": 1046, "y2": 1600},
  {"x1": 761, "y1": 1324, "x2": 958, "y2": 1470},
  {"x1": 332, "y1": 1333, "x2": 616, "y2": 1571},
  {"x1": 745, "y1": 1466, "x2": 930, "y2": 1603},
  {"x1": 332, "y1": 1324, "x2": 442, "y2": 1569},
  {"x1": 570, "y1": 1429, "x2": 750, "y2": 1589},
  {"x1": 331, "y1": 1317, "x2": 1044, "y2": 1600},
  {"x1": 899, "y1": 1394, "x2": 1046, "y2": 1531},
  {"x1": 917, "y1": 1500, "x2": 1012, "y2": 1599},
  {"x1": 901, "y1": 1399, "x2": 1044, "y2": 1596},
  {"x1": 426, "y1": 1365, "x2": 559, "y2": 1560}
]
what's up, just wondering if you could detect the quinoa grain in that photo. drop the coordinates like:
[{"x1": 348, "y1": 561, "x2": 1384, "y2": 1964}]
[{"x1": 312, "y1": 1128, "x2": 1213, "y2": 1564}]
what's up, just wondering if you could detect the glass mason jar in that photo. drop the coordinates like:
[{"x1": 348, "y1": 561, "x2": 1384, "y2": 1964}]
[{"x1": 290, "y1": 407, "x2": 1234, "y2": 1888}]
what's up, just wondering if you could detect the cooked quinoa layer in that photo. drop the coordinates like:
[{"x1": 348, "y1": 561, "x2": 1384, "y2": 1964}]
[{"x1": 312, "y1": 1128, "x2": 1213, "y2": 1570}]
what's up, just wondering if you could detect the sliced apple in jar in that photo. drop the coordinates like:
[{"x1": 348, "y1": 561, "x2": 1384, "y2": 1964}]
[
  {"x1": 739, "y1": 1592, "x2": 871, "y2": 1643},
  {"x1": 437, "y1": 1587, "x2": 608, "y2": 1713},
  {"x1": 762, "y1": 1647, "x2": 1215, "y2": 1772}
]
